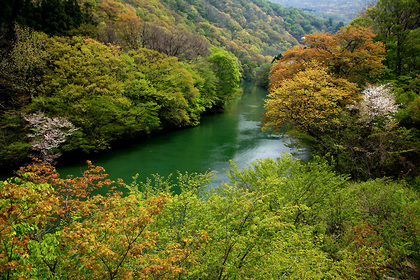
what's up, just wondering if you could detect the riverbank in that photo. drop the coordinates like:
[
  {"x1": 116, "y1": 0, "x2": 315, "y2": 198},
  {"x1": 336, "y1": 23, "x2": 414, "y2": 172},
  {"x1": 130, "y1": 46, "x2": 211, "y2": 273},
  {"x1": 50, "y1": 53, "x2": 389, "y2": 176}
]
[
  {"x1": 53, "y1": 82, "x2": 306, "y2": 191},
  {"x1": 1, "y1": 83, "x2": 307, "y2": 187}
]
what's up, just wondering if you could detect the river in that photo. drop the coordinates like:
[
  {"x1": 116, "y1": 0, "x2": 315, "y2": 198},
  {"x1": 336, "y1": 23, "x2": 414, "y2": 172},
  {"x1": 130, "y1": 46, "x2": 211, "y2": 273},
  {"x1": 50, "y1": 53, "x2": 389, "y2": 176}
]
[{"x1": 4, "y1": 82, "x2": 306, "y2": 190}]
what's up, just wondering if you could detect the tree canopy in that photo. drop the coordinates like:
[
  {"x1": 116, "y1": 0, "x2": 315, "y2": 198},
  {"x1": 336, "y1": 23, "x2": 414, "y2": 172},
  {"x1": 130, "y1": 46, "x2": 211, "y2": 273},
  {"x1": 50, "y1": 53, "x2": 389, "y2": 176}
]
[
  {"x1": 269, "y1": 25, "x2": 385, "y2": 91},
  {"x1": 264, "y1": 62, "x2": 358, "y2": 134},
  {"x1": 360, "y1": 0, "x2": 420, "y2": 76},
  {"x1": 0, "y1": 26, "x2": 241, "y2": 168},
  {"x1": 265, "y1": 25, "x2": 385, "y2": 136},
  {"x1": 264, "y1": 19, "x2": 419, "y2": 179},
  {"x1": 1, "y1": 156, "x2": 419, "y2": 279}
]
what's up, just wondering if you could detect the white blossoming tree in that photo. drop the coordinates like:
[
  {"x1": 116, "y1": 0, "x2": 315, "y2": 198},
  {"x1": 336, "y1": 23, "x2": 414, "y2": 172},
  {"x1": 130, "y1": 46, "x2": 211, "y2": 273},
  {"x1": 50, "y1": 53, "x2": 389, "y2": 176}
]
[
  {"x1": 339, "y1": 84, "x2": 410, "y2": 179},
  {"x1": 353, "y1": 84, "x2": 400, "y2": 125},
  {"x1": 22, "y1": 111, "x2": 77, "y2": 165}
]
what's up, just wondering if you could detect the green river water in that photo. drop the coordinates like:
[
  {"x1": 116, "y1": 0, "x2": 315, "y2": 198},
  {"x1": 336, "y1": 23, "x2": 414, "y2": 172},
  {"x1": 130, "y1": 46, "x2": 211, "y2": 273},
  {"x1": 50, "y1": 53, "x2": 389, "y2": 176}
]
[{"x1": 3, "y1": 82, "x2": 307, "y2": 190}]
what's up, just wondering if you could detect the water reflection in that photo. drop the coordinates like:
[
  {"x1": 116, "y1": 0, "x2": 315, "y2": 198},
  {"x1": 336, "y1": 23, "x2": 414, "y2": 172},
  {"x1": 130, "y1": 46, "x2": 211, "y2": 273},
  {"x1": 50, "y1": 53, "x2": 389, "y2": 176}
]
[{"x1": 56, "y1": 82, "x2": 306, "y2": 191}]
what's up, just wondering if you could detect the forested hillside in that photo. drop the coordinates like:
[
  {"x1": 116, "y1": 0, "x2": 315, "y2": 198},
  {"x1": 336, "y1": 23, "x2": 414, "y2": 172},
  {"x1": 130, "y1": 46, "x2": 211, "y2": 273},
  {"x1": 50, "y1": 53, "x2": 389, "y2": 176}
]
[
  {"x1": 0, "y1": 0, "x2": 338, "y2": 169},
  {"x1": 269, "y1": 0, "x2": 369, "y2": 23},
  {"x1": 1, "y1": 0, "x2": 340, "y2": 80}
]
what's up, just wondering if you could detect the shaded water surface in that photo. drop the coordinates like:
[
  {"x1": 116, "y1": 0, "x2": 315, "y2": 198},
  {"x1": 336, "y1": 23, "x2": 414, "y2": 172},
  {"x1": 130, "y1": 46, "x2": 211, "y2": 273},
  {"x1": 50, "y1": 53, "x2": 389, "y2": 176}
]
[{"x1": 56, "y1": 83, "x2": 305, "y2": 189}]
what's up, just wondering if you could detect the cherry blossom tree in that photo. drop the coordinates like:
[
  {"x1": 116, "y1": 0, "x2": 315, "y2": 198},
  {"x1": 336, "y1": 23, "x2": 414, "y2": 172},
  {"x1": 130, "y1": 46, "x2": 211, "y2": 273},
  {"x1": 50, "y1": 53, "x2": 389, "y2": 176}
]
[
  {"x1": 22, "y1": 111, "x2": 77, "y2": 165},
  {"x1": 348, "y1": 84, "x2": 400, "y2": 126}
]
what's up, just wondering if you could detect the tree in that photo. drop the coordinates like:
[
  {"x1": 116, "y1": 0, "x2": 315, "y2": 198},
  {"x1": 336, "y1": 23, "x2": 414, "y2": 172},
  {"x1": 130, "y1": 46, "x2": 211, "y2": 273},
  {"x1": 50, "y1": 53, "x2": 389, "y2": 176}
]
[
  {"x1": 2, "y1": 28, "x2": 226, "y2": 165},
  {"x1": 2, "y1": 156, "x2": 420, "y2": 279},
  {"x1": 2, "y1": 24, "x2": 47, "y2": 98},
  {"x1": 302, "y1": 82, "x2": 414, "y2": 180},
  {"x1": 263, "y1": 25, "x2": 416, "y2": 179},
  {"x1": 363, "y1": 0, "x2": 420, "y2": 76},
  {"x1": 254, "y1": 62, "x2": 272, "y2": 89},
  {"x1": 269, "y1": 25, "x2": 385, "y2": 91},
  {"x1": 0, "y1": 177, "x2": 59, "y2": 279},
  {"x1": 396, "y1": 75, "x2": 420, "y2": 128},
  {"x1": 22, "y1": 111, "x2": 77, "y2": 165},
  {"x1": 128, "y1": 156, "x2": 340, "y2": 279},
  {"x1": 126, "y1": 48, "x2": 204, "y2": 126},
  {"x1": 140, "y1": 22, "x2": 210, "y2": 60},
  {"x1": 264, "y1": 62, "x2": 358, "y2": 135},
  {"x1": 32, "y1": 36, "x2": 161, "y2": 152},
  {"x1": 184, "y1": 57, "x2": 219, "y2": 110},
  {"x1": 0, "y1": 24, "x2": 47, "y2": 168},
  {"x1": 1, "y1": 160, "x2": 208, "y2": 279},
  {"x1": 58, "y1": 194, "x2": 185, "y2": 279},
  {"x1": 114, "y1": 10, "x2": 143, "y2": 51},
  {"x1": 207, "y1": 47, "x2": 241, "y2": 109},
  {"x1": 347, "y1": 84, "x2": 400, "y2": 126},
  {"x1": 10, "y1": 0, "x2": 85, "y2": 36}
]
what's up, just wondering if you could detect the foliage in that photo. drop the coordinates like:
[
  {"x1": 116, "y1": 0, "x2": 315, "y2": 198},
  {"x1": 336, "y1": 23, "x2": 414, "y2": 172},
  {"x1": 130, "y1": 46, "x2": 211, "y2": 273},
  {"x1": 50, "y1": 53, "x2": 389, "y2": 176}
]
[
  {"x1": 0, "y1": 0, "x2": 347, "y2": 167},
  {"x1": 351, "y1": 1, "x2": 420, "y2": 177},
  {"x1": 72, "y1": 0, "x2": 340, "y2": 80},
  {"x1": 114, "y1": 155, "x2": 342, "y2": 279},
  {"x1": 1, "y1": 26, "x2": 242, "y2": 166},
  {"x1": 226, "y1": 156, "x2": 420, "y2": 279},
  {"x1": 22, "y1": 111, "x2": 77, "y2": 164},
  {"x1": 32, "y1": 36, "x2": 157, "y2": 152},
  {"x1": 2, "y1": 156, "x2": 419, "y2": 279},
  {"x1": 2, "y1": 0, "x2": 344, "y2": 82},
  {"x1": 264, "y1": 21, "x2": 420, "y2": 179},
  {"x1": 352, "y1": 84, "x2": 400, "y2": 126},
  {"x1": 326, "y1": 178, "x2": 420, "y2": 278},
  {"x1": 272, "y1": 81, "x2": 415, "y2": 180},
  {"x1": 207, "y1": 47, "x2": 241, "y2": 108},
  {"x1": 0, "y1": 25, "x2": 47, "y2": 169},
  {"x1": 268, "y1": 0, "x2": 368, "y2": 24},
  {"x1": 125, "y1": 48, "x2": 203, "y2": 126},
  {"x1": 323, "y1": 124, "x2": 415, "y2": 180},
  {"x1": 4, "y1": 0, "x2": 86, "y2": 36},
  {"x1": 1, "y1": 0, "x2": 420, "y2": 276},
  {"x1": 264, "y1": 62, "x2": 358, "y2": 134},
  {"x1": 24, "y1": 36, "x2": 232, "y2": 155},
  {"x1": 395, "y1": 75, "x2": 420, "y2": 129},
  {"x1": 184, "y1": 57, "x2": 219, "y2": 110},
  {"x1": 139, "y1": 22, "x2": 211, "y2": 61},
  {"x1": 254, "y1": 62, "x2": 272, "y2": 89},
  {"x1": 0, "y1": 177, "x2": 59, "y2": 279},
  {"x1": 269, "y1": 25, "x2": 385, "y2": 90},
  {"x1": 1, "y1": 161, "x2": 206, "y2": 279},
  {"x1": 359, "y1": 0, "x2": 420, "y2": 77},
  {"x1": 1, "y1": 24, "x2": 47, "y2": 99}
]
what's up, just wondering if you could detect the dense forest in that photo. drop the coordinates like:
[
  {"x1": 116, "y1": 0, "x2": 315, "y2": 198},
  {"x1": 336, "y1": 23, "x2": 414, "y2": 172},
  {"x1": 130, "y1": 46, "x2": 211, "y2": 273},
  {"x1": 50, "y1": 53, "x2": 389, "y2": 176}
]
[
  {"x1": 269, "y1": 0, "x2": 369, "y2": 24},
  {"x1": 0, "y1": 0, "x2": 340, "y2": 169},
  {"x1": 1, "y1": 0, "x2": 420, "y2": 279}
]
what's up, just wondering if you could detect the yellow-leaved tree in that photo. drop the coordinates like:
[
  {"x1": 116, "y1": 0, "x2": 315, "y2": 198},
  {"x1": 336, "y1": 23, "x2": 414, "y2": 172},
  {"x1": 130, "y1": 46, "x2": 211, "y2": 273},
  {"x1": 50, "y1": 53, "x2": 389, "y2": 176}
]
[
  {"x1": 264, "y1": 62, "x2": 358, "y2": 135},
  {"x1": 269, "y1": 26, "x2": 385, "y2": 91},
  {"x1": 264, "y1": 26, "x2": 384, "y2": 136}
]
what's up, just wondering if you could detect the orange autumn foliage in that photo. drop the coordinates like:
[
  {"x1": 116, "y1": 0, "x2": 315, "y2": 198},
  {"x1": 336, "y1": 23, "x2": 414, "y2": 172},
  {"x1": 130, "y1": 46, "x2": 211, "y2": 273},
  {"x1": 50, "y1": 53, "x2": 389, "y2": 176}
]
[
  {"x1": 1, "y1": 160, "x2": 207, "y2": 279},
  {"x1": 269, "y1": 26, "x2": 385, "y2": 91}
]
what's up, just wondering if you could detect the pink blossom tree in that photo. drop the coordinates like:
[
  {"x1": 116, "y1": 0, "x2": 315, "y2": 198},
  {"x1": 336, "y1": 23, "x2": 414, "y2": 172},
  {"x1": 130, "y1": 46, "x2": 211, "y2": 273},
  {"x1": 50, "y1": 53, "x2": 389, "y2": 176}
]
[{"x1": 22, "y1": 111, "x2": 77, "y2": 165}]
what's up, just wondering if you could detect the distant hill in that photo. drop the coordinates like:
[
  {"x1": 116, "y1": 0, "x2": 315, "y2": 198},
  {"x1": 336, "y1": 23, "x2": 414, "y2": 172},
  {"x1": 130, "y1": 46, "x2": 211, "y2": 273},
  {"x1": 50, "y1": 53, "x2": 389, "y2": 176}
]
[
  {"x1": 117, "y1": 0, "x2": 342, "y2": 78},
  {"x1": 2, "y1": 0, "x2": 341, "y2": 79},
  {"x1": 268, "y1": 0, "x2": 371, "y2": 24}
]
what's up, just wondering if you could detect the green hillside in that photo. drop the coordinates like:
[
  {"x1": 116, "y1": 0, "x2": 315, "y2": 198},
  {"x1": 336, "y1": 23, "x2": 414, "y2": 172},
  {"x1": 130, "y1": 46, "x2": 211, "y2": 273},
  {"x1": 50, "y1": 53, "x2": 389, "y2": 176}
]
[
  {"x1": 1, "y1": 0, "x2": 339, "y2": 80},
  {"x1": 134, "y1": 0, "x2": 340, "y2": 78},
  {"x1": 0, "y1": 0, "x2": 340, "y2": 168},
  {"x1": 136, "y1": 0, "x2": 342, "y2": 79},
  {"x1": 269, "y1": 0, "x2": 370, "y2": 24}
]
